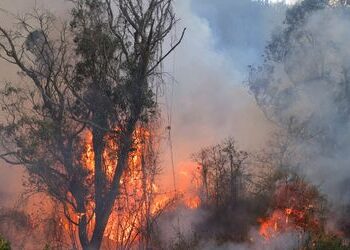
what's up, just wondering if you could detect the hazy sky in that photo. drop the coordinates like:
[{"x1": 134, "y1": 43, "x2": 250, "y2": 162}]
[{"x1": 270, "y1": 0, "x2": 299, "y2": 4}]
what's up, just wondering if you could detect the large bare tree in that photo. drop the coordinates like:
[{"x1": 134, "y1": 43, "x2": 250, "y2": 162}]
[{"x1": 0, "y1": 0, "x2": 185, "y2": 249}]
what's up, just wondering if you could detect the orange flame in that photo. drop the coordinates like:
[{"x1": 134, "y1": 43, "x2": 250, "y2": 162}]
[
  {"x1": 259, "y1": 209, "x2": 294, "y2": 239},
  {"x1": 176, "y1": 162, "x2": 202, "y2": 209},
  {"x1": 258, "y1": 207, "x2": 311, "y2": 239},
  {"x1": 75, "y1": 128, "x2": 174, "y2": 246},
  {"x1": 60, "y1": 128, "x2": 202, "y2": 247}
]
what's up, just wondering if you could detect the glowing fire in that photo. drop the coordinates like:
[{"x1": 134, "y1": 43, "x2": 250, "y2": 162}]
[
  {"x1": 62, "y1": 127, "x2": 203, "y2": 247},
  {"x1": 258, "y1": 180, "x2": 322, "y2": 240},
  {"x1": 177, "y1": 162, "x2": 202, "y2": 209},
  {"x1": 184, "y1": 195, "x2": 201, "y2": 209},
  {"x1": 75, "y1": 128, "x2": 172, "y2": 245},
  {"x1": 58, "y1": 127, "x2": 204, "y2": 247},
  {"x1": 259, "y1": 208, "x2": 304, "y2": 239}
]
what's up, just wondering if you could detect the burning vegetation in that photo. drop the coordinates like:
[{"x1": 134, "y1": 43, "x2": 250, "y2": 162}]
[
  {"x1": 258, "y1": 178, "x2": 326, "y2": 240},
  {"x1": 0, "y1": 0, "x2": 350, "y2": 250},
  {"x1": 62, "y1": 127, "x2": 170, "y2": 248}
]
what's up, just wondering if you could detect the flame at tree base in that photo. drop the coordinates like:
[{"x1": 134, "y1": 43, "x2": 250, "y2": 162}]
[{"x1": 58, "y1": 127, "x2": 202, "y2": 248}]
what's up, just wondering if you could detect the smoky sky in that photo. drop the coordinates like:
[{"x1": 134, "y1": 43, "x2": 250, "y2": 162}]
[
  {"x1": 163, "y1": 0, "x2": 287, "y2": 179},
  {"x1": 191, "y1": 0, "x2": 287, "y2": 73}
]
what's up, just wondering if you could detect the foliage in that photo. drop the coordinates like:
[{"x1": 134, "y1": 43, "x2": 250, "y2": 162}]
[
  {"x1": 305, "y1": 233, "x2": 350, "y2": 250},
  {"x1": 192, "y1": 138, "x2": 270, "y2": 242},
  {"x1": 43, "y1": 244, "x2": 51, "y2": 250},
  {"x1": 271, "y1": 173, "x2": 327, "y2": 233},
  {"x1": 193, "y1": 138, "x2": 249, "y2": 209},
  {"x1": 0, "y1": 235, "x2": 10, "y2": 250},
  {"x1": 190, "y1": 136, "x2": 329, "y2": 245},
  {"x1": 170, "y1": 232, "x2": 200, "y2": 250}
]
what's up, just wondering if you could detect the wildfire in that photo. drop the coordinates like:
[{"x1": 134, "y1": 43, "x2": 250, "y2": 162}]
[
  {"x1": 58, "y1": 127, "x2": 204, "y2": 247},
  {"x1": 62, "y1": 128, "x2": 205, "y2": 248},
  {"x1": 176, "y1": 162, "x2": 202, "y2": 209},
  {"x1": 60, "y1": 127, "x2": 173, "y2": 247},
  {"x1": 184, "y1": 195, "x2": 201, "y2": 209},
  {"x1": 258, "y1": 208, "x2": 304, "y2": 239},
  {"x1": 258, "y1": 180, "x2": 323, "y2": 240}
]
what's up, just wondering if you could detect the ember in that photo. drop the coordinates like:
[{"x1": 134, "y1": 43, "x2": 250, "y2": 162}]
[{"x1": 258, "y1": 179, "x2": 324, "y2": 240}]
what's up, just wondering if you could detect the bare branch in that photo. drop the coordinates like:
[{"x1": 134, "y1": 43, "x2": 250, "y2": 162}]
[{"x1": 147, "y1": 27, "x2": 186, "y2": 75}]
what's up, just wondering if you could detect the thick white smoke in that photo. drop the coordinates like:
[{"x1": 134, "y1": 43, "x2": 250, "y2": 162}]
[{"x1": 249, "y1": 5, "x2": 350, "y2": 205}]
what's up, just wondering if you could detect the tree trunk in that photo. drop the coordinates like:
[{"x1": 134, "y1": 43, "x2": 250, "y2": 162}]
[{"x1": 78, "y1": 215, "x2": 90, "y2": 250}]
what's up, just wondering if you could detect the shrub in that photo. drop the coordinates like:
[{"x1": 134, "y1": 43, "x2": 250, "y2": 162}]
[
  {"x1": 0, "y1": 235, "x2": 10, "y2": 250},
  {"x1": 307, "y1": 234, "x2": 350, "y2": 250}
]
